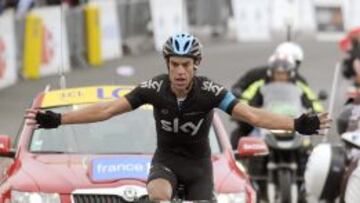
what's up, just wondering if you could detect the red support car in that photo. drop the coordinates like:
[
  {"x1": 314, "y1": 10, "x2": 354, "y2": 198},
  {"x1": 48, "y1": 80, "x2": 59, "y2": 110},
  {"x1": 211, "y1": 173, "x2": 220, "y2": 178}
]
[{"x1": 0, "y1": 86, "x2": 266, "y2": 203}]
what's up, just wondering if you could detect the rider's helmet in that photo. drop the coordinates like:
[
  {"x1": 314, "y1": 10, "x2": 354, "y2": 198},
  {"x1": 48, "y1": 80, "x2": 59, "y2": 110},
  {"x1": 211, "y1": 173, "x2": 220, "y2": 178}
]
[
  {"x1": 267, "y1": 52, "x2": 296, "y2": 78},
  {"x1": 305, "y1": 143, "x2": 346, "y2": 201},
  {"x1": 162, "y1": 33, "x2": 202, "y2": 67},
  {"x1": 274, "y1": 42, "x2": 304, "y2": 67}
]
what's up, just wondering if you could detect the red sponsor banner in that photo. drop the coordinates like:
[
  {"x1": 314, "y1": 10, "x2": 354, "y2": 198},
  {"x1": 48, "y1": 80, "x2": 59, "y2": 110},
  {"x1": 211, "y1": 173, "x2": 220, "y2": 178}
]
[
  {"x1": 31, "y1": 6, "x2": 71, "y2": 77},
  {"x1": 0, "y1": 10, "x2": 17, "y2": 89},
  {"x1": 42, "y1": 26, "x2": 54, "y2": 66},
  {"x1": 0, "y1": 37, "x2": 6, "y2": 79}
]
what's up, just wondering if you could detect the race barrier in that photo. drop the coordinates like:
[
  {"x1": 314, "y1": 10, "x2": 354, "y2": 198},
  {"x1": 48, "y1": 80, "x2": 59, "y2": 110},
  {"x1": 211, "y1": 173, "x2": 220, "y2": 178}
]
[
  {"x1": 23, "y1": 6, "x2": 70, "y2": 79},
  {"x1": 343, "y1": 0, "x2": 360, "y2": 32},
  {"x1": 84, "y1": 3, "x2": 102, "y2": 66},
  {"x1": 231, "y1": 0, "x2": 270, "y2": 41},
  {"x1": 23, "y1": 12, "x2": 42, "y2": 79},
  {"x1": 270, "y1": 0, "x2": 315, "y2": 33},
  {"x1": 0, "y1": 10, "x2": 17, "y2": 88},
  {"x1": 91, "y1": 0, "x2": 123, "y2": 61},
  {"x1": 85, "y1": 0, "x2": 123, "y2": 66},
  {"x1": 313, "y1": 0, "x2": 346, "y2": 40},
  {"x1": 149, "y1": 0, "x2": 188, "y2": 51}
]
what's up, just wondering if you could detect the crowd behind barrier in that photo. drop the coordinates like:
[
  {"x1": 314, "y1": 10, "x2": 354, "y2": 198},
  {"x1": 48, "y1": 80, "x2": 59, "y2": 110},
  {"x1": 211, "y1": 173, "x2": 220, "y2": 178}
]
[{"x1": 0, "y1": 0, "x2": 360, "y2": 90}]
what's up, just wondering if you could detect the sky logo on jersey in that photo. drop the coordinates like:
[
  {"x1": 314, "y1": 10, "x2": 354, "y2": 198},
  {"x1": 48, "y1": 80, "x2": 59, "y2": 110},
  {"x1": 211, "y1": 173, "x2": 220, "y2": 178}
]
[
  {"x1": 160, "y1": 118, "x2": 204, "y2": 136},
  {"x1": 201, "y1": 81, "x2": 224, "y2": 96},
  {"x1": 140, "y1": 79, "x2": 163, "y2": 92},
  {"x1": 91, "y1": 157, "x2": 151, "y2": 182}
]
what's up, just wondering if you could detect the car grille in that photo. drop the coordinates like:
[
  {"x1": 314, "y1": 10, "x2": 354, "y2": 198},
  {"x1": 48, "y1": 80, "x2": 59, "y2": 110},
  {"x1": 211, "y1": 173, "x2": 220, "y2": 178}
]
[
  {"x1": 72, "y1": 185, "x2": 148, "y2": 203},
  {"x1": 73, "y1": 194, "x2": 128, "y2": 203}
]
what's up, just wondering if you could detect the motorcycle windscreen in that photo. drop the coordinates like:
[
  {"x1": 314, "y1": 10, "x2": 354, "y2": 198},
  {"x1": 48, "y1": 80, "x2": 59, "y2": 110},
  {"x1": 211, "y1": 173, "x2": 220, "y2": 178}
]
[{"x1": 260, "y1": 82, "x2": 304, "y2": 118}]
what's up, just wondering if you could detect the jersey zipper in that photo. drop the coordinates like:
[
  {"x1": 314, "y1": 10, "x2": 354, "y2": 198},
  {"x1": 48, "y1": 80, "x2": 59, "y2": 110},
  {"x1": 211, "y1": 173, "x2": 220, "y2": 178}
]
[{"x1": 169, "y1": 90, "x2": 183, "y2": 117}]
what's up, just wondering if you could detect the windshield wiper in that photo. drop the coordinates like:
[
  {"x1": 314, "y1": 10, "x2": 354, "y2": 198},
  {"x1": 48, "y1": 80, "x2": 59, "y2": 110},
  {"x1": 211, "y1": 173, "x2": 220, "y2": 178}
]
[{"x1": 31, "y1": 151, "x2": 69, "y2": 154}]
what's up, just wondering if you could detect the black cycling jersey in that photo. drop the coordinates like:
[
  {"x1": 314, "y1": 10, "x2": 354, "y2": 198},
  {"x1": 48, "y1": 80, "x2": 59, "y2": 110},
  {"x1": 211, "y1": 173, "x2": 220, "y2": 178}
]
[{"x1": 125, "y1": 74, "x2": 237, "y2": 159}]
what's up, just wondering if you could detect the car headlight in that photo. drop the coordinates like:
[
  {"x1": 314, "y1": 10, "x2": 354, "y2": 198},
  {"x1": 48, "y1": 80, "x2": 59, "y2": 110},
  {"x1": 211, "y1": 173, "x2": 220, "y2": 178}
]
[
  {"x1": 11, "y1": 191, "x2": 60, "y2": 203},
  {"x1": 269, "y1": 129, "x2": 292, "y2": 135},
  {"x1": 217, "y1": 192, "x2": 247, "y2": 203}
]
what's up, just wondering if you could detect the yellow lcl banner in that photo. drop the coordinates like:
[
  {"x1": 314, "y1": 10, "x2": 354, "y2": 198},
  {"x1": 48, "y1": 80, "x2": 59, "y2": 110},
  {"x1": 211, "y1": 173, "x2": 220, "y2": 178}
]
[{"x1": 41, "y1": 86, "x2": 134, "y2": 108}]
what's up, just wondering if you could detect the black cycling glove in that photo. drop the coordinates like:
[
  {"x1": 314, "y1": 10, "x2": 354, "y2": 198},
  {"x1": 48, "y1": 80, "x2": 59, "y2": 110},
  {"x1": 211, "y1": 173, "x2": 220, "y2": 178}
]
[
  {"x1": 35, "y1": 110, "x2": 62, "y2": 129},
  {"x1": 294, "y1": 113, "x2": 320, "y2": 135}
]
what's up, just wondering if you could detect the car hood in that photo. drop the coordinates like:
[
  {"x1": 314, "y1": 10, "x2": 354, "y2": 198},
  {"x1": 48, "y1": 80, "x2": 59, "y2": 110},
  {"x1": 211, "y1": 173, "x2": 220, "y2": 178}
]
[
  {"x1": 16, "y1": 154, "x2": 150, "y2": 193},
  {"x1": 15, "y1": 153, "x2": 246, "y2": 194}
]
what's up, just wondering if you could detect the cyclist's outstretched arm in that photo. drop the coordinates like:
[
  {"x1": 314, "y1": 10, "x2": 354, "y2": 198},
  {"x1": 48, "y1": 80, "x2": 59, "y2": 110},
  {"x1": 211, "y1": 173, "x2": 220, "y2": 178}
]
[
  {"x1": 231, "y1": 103, "x2": 294, "y2": 131},
  {"x1": 26, "y1": 97, "x2": 133, "y2": 127},
  {"x1": 61, "y1": 97, "x2": 132, "y2": 124},
  {"x1": 230, "y1": 102, "x2": 331, "y2": 135}
]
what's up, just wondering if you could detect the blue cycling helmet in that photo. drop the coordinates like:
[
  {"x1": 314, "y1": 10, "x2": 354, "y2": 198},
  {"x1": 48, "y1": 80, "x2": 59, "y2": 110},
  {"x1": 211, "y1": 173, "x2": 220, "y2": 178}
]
[{"x1": 163, "y1": 33, "x2": 202, "y2": 65}]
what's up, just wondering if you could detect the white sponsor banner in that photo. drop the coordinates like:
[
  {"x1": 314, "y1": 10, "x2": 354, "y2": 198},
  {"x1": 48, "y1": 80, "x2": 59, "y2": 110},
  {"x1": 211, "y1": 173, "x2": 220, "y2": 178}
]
[
  {"x1": 0, "y1": 10, "x2": 17, "y2": 89},
  {"x1": 90, "y1": 0, "x2": 122, "y2": 60},
  {"x1": 32, "y1": 6, "x2": 70, "y2": 77},
  {"x1": 231, "y1": 0, "x2": 270, "y2": 41},
  {"x1": 313, "y1": 0, "x2": 346, "y2": 40},
  {"x1": 343, "y1": 0, "x2": 360, "y2": 30},
  {"x1": 270, "y1": 0, "x2": 316, "y2": 33},
  {"x1": 150, "y1": 0, "x2": 189, "y2": 51},
  {"x1": 296, "y1": 0, "x2": 316, "y2": 32},
  {"x1": 271, "y1": 0, "x2": 298, "y2": 32}
]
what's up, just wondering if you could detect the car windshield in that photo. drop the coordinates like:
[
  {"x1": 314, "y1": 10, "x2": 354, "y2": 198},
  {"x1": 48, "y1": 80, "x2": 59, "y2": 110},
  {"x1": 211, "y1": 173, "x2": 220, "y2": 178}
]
[
  {"x1": 29, "y1": 105, "x2": 221, "y2": 154},
  {"x1": 260, "y1": 82, "x2": 305, "y2": 117}
]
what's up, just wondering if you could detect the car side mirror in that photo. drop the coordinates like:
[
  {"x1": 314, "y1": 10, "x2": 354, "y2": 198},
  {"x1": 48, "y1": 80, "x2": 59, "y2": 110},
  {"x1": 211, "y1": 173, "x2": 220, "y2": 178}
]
[
  {"x1": 318, "y1": 90, "x2": 328, "y2": 101},
  {"x1": 0, "y1": 135, "x2": 15, "y2": 158},
  {"x1": 236, "y1": 137, "x2": 269, "y2": 158}
]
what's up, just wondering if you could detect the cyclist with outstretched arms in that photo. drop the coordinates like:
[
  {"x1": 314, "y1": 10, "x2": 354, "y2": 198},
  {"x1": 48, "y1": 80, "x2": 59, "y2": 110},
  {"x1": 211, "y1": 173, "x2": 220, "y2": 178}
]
[{"x1": 26, "y1": 33, "x2": 331, "y2": 201}]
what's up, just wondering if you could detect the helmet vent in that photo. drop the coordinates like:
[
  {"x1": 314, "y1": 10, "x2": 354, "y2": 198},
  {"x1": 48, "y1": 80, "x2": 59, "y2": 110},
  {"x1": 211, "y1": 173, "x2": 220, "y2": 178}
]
[
  {"x1": 175, "y1": 40, "x2": 180, "y2": 51},
  {"x1": 183, "y1": 41, "x2": 190, "y2": 53}
]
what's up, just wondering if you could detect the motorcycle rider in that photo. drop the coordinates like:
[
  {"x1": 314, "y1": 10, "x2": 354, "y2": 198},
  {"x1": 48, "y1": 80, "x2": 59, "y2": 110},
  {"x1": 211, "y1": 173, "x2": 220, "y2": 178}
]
[
  {"x1": 25, "y1": 33, "x2": 330, "y2": 201},
  {"x1": 231, "y1": 41, "x2": 307, "y2": 98},
  {"x1": 231, "y1": 52, "x2": 324, "y2": 149}
]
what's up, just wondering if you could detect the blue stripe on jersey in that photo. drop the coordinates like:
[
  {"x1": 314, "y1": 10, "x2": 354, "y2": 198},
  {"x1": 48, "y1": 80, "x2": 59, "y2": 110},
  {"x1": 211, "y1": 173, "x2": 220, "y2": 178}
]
[{"x1": 219, "y1": 92, "x2": 236, "y2": 112}]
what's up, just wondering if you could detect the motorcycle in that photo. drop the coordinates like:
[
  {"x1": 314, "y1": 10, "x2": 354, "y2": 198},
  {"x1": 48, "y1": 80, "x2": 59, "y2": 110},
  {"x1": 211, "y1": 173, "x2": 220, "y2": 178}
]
[
  {"x1": 247, "y1": 82, "x2": 312, "y2": 203},
  {"x1": 305, "y1": 103, "x2": 360, "y2": 203}
]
